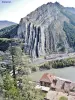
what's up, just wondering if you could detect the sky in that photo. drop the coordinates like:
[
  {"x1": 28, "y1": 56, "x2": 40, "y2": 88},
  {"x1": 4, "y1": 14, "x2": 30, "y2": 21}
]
[{"x1": 0, "y1": 0, "x2": 75, "y2": 23}]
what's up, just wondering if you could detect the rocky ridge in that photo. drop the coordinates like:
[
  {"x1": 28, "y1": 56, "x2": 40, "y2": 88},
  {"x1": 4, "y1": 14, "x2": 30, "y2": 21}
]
[{"x1": 17, "y1": 2, "x2": 75, "y2": 57}]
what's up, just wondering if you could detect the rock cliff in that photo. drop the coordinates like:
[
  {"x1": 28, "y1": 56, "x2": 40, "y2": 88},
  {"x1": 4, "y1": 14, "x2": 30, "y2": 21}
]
[{"x1": 18, "y1": 2, "x2": 75, "y2": 58}]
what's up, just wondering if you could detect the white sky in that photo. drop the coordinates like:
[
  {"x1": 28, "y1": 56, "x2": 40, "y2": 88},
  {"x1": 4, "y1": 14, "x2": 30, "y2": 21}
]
[{"x1": 0, "y1": 0, "x2": 75, "y2": 23}]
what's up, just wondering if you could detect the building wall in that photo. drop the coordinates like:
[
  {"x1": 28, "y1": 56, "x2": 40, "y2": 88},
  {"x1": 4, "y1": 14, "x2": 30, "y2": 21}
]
[
  {"x1": 40, "y1": 81, "x2": 50, "y2": 87},
  {"x1": 40, "y1": 75, "x2": 75, "y2": 93}
]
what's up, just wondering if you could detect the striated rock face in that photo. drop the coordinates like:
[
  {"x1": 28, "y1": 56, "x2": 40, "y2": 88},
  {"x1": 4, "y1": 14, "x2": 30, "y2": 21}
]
[
  {"x1": 17, "y1": 2, "x2": 75, "y2": 58},
  {"x1": 18, "y1": 22, "x2": 43, "y2": 58}
]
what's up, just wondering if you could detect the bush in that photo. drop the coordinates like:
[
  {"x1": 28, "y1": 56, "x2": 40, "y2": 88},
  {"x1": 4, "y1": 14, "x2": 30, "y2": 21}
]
[
  {"x1": 24, "y1": 68, "x2": 31, "y2": 75},
  {"x1": 39, "y1": 62, "x2": 51, "y2": 70},
  {"x1": 52, "y1": 58, "x2": 75, "y2": 68},
  {"x1": 38, "y1": 58, "x2": 75, "y2": 69},
  {"x1": 31, "y1": 66, "x2": 39, "y2": 72},
  {"x1": 52, "y1": 60, "x2": 64, "y2": 68},
  {"x1": 59, "y1": 96, "x2": 68, "y2": 100}
]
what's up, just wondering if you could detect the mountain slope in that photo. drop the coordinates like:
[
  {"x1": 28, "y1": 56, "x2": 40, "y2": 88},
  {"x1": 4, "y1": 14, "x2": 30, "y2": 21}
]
[
  {"x1": 0, "y1": 24, "x2": 19, "y2": 38},
  {"x1": 0, "y1": 20, "x2": 17, "y2": 29},
  {"x1": 66, "y1": 7, "x2": 75, "y2": 14},
  {"x1": 17, "y1": 2, "x2": 75, "y2": 58},
  {"x1": 0, "y1": 24, "x2": 19, "y2": 51}
]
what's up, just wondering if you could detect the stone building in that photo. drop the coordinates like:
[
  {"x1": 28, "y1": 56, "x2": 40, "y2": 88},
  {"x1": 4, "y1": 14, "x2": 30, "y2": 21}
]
[{"x1": 40, "y1": 73, "x2": 75, "y2": 94}]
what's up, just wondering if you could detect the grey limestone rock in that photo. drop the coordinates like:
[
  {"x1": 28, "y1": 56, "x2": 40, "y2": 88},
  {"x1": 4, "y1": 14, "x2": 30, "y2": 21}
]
[{"x1": 17, "y1": 2, "x2": 74, "y2": 58}]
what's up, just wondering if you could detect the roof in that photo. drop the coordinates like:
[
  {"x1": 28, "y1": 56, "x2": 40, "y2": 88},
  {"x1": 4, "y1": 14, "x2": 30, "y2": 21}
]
[{"x1": 40, "y1": 73, "x2": 55, "y2": 83}]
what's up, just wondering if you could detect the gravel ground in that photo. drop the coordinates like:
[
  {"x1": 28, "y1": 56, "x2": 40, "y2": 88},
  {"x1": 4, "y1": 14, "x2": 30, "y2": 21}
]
[{"x1": 46, "y1": 91, "x2": 75, "y2": 100}]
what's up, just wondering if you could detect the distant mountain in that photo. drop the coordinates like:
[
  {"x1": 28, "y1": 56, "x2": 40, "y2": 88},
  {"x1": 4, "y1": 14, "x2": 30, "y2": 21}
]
[
  {"x1": 17, "y1": 2, "x2": 75, "y2": 58},
  {"x1": 0, "y1": 20, "x2": 17, "y2": 29}
]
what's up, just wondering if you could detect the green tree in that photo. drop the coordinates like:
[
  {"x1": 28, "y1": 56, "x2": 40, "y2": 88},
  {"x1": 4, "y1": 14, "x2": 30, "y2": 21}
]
[
  {"x1": 19, "y1": 76, "x2": 45, "y2": 100},
  {"x1": 10, "y1": 43, "x2": 23, "y2": 79},
  {"x1": 3, "y1": 74, "x2": 19, "y2": 100},
  {"x1": 2, "y1": 74, "x2": 45, "y2": 100}
]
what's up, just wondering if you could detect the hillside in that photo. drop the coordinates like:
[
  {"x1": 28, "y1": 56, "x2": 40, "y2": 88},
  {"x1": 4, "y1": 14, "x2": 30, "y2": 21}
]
[
  {"x1": 0, "y1": 2, "x2": 75, "y2": 100},
  {"x1": 0, "y1": 2, "x2": 75, "y2": 57},
  {"x1": 17, "y1": 2, "x2": 75, "y2": 58},
  {"x1": 0, "y1": 24, "x2": 18, "y2": 38},
  {"x1": 0, "y1": 20, "x2": 17, "y2": 29},
  {"x1": 0, "y1": 24, "x2": 19, "y2": 51}
]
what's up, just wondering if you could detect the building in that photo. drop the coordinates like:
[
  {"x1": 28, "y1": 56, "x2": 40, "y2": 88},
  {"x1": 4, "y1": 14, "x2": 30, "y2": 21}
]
[
  {"x1": 39, "y1": 73, "x2": 75, "y2": 94},
  {"x1": 40, "y1": 73, "x2": 56, "y2": 89}
]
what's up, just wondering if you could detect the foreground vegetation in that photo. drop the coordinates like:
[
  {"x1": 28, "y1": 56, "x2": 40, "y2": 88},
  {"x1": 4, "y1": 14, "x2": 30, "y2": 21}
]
[
  {"x1": 0, "y1": 73, "x2": 45, "y2": 100},
  {"x1": 0, "y1": 40, "x2": 46, "y2": 100},
  {"x1": 0, "y1": 38, "x2": 75, "y2": 100}
]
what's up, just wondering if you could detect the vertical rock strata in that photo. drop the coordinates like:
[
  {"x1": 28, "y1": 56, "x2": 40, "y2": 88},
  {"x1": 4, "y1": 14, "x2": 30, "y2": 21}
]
[
  {"x1": 18, "y1": 2, "x2": 74, "y2": 58},
  {"x1": 18, "y1": 20, "x2": 44, "y2": 58}
]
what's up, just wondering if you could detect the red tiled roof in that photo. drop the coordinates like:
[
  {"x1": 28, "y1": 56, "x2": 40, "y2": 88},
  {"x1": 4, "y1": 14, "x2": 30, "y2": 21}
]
[{"x1": 40, "y1": 73, "x2": 55, "y2": 83}]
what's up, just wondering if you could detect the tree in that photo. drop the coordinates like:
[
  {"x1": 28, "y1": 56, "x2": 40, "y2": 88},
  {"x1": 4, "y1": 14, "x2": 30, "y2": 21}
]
[
  {"x1": 10, "y1": 42, "x2": 23, "y2": 79},
  {"x1": 18, "y1": 76, "x2": 46, "y2": 100},
  {"x1": 3, "y1": 74, "x2": 19, "y2": 100},
  {"x1": 2, "y1": 74, "x2": 45, "y2": 100}
]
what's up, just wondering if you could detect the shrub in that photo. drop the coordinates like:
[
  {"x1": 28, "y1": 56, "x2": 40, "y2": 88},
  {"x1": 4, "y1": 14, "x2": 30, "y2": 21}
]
[
  {"x1": 39, "y1": 62, "x2": 51, "y2": 70},
  {"x1": 31, "y1": 66, "x2": 39, "y2": 72},
  {"x1": 59, "y1": 96, "x2": 68, "y2": 100},
  {"x1": 52, "y1": 60, "x2": 64, "y2": 68},
  {"x1": 39, "y1": 58, "x2": 75, "y2": 69},
  {"x1": 52, "y1": 58, "x2": 75, "y2": 68}
]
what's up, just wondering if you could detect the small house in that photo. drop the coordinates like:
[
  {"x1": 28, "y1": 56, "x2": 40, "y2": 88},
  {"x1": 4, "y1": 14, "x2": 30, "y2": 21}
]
[
  {"x1": 40, "y1": 73, "x2": 56, "y2": 88},
  {"x1": 39, "y1": 73, "x2": 75, "y2": 94}
]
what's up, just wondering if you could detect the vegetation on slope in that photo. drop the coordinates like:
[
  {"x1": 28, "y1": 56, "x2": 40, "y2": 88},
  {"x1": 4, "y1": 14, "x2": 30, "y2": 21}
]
[
  {"x1": 0, "y1": 24, "x2": 18, "y2": 38},
  {"x1": 0, "y1": 73, "x2": 45, "y2": 100},
  {"x1": 0, "y1": 42, "x2": 45, "y2": 100},
  {"x1": 0, "y1": 38, "x2": 11, "y2": 51},
  {"x1": 61, "y1": 9, "x2": 75, "y2": 26},
  {"x1": 0, "y1": 24, "x2": 19, "y2": 51},
  {"x1": 63, "y1": 21, "x2": 75, "y2": 49}
]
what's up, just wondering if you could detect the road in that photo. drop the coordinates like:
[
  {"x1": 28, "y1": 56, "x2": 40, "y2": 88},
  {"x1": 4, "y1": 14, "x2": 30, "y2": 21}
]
[{"x1": 32, "y1": 52, "x2": 75, "y2": 65}]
